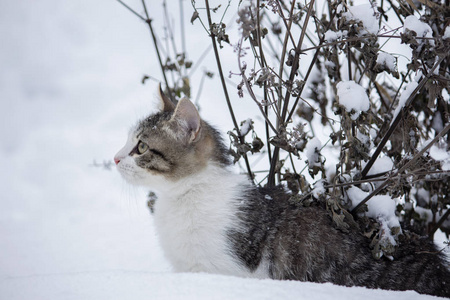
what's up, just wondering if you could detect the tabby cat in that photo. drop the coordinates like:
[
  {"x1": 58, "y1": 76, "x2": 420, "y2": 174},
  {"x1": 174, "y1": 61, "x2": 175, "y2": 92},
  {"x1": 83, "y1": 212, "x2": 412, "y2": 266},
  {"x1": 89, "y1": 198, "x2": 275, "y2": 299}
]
[{"x1": 114, "y1": 87, "x2": 450, "y2": 297}]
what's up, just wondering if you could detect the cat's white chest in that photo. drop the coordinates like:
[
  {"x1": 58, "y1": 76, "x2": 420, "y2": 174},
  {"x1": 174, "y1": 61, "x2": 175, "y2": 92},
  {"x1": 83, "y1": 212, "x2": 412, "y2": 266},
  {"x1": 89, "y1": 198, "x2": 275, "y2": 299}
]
[{"x1": 152, "y1": 168, "x2": 247, "y2": 276}]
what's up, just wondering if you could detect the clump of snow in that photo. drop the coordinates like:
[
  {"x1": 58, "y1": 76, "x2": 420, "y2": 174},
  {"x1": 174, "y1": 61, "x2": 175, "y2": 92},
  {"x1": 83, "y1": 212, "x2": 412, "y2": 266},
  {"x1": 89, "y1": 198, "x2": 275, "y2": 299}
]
[
  {"x1": 415, "y1": 187, "x2": 430, "y2": 204},
  {"x1": 430, "y1": 144, "x2": 448, "y2": 160},
  {"x1": 347, "y1": 186, "x2": 367, "y2": 208},
  {"x1": 444, "y1": 26, "x2": 450, "y2": 39},
  {"x1": 414, "y1": 206, "x2": 433, "y2": 223},
  {"x1": 392, "y1": 81, "x2": 418, "y2": 121},
  {"x1": 442, "y1": 161, "x2": 450, "y2": 171},
  {"x1": 363, "y1": 156, "x2": 393, "y2": 176},
  {"x1": 306, "y1": 137, "x2": 322, "y2": 167},
  {"x1": 336, "y1": 80, "x2": 370, "y2": 120},
  {"x1": 430, "y1": 145, "x2": 446, "y2": 160},
  {"x1": 312, "y1": 179, "x2": 326, "y2": 198},
  {"x1": 376, "y1": 52, "x2": 397, "y2": 73},
  {"x1": 429, "y1": 144, "x2": 450, "y2": 171},
  {"x1": 324, "y1": 30, "x2": 346, "y2": 42},
  {"x1": 403, "y1": 16, "x2": 435, "y2": 46},
  {"x1": 239, "y1": 118, "x2": 253, "y2": 137},
  {"x1": 347, "y1": 186, "x2": 401, "y2": 258},
  {"x1": 368, "y1": 195, "x2": 400, "y2": 229},
  {"x1": 347, "y1": 186, "x2": 400, "y2": 229},
  {"x1": 342, "y1": 4, "x2": 379, "y2": 35},
  {"x1": 324, "y1": 30, "x2": 338, "y2": 42},
  {"x1": 356, "y1": 130, "x2": 371, "y2": 148}
]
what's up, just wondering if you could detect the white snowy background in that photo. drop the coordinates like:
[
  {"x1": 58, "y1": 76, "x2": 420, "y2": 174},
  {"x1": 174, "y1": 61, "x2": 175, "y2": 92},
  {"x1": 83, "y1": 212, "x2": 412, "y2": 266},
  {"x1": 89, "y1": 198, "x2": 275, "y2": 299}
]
[{"x1": 0, "y1": 1, "x2": 447, "y2": 299}]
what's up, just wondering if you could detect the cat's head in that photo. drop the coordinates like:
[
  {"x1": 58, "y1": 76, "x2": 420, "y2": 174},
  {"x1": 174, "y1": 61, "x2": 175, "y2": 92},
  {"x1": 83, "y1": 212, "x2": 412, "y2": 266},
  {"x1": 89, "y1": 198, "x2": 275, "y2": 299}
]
[{"x1": 114, "y1": 86, "x2": 230, "y2": 189}]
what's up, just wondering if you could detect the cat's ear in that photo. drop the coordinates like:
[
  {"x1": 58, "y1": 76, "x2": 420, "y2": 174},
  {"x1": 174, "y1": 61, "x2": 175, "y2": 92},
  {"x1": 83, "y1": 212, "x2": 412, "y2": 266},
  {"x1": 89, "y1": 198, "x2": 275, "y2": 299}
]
[
  {"x1": 158, "y1": 83, "x2": 176, "y2": 112},
  {"x1": 170, "y1": 97, "x2": 201, "y2": 143}
]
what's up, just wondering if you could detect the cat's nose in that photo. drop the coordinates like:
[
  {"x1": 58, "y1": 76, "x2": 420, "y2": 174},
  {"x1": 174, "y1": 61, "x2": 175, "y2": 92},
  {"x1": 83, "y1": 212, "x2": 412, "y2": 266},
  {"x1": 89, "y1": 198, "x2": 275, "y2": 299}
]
[{"x1": 114, "y1": 157, "x2": 121, "y2": 165}]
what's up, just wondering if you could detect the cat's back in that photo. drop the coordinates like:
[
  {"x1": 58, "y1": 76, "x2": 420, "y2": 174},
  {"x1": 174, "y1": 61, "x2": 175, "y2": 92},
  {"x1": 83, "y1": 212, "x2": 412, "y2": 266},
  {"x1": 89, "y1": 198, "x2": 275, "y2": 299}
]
[{"x1": 244, "y1": 186, "x2": 450, "y2": 297}]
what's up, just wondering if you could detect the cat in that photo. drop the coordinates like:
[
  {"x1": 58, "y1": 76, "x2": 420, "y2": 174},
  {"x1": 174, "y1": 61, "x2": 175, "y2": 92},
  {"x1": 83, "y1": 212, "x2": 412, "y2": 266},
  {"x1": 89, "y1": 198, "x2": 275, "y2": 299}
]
[{"x1": 114, "y1": 86, "x2": 450, "y2": 297}]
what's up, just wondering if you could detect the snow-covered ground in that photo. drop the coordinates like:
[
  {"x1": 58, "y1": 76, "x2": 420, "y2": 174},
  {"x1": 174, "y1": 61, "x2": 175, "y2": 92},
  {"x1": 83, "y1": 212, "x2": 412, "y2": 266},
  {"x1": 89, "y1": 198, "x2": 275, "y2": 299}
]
[
  {"x1": 0, "y1": 1, "x2": 447, "y2": 299},
  {"x1": 2, "y1": 271, "x2": 442, "y2": 300}
]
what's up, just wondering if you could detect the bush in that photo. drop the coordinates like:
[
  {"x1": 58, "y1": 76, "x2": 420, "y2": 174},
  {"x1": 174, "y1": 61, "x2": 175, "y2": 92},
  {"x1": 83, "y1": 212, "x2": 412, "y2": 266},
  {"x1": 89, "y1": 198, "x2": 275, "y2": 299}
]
[{"x1": 117, "y1": 0, "x2": 450, "y2": 258}]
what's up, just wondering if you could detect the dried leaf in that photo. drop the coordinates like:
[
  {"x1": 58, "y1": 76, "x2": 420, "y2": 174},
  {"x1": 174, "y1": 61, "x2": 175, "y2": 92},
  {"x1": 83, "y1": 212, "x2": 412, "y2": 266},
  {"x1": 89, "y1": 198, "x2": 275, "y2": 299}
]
[
  {"x1": 190, "y1": 11, "x2": 199, "y2": 24},
  {"x1": 332, "y1": 211, "x2": 350, "y2": 232},
  {"x1": 141, "y1": 75, "x2": 149, "y2": 84}
]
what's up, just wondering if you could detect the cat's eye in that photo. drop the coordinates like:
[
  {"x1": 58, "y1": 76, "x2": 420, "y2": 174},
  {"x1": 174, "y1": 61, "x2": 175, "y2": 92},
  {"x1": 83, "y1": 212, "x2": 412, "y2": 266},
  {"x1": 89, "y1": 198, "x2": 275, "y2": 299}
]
[{"x1": 137, "y1": 141, "x2": 149, "y2": 154}]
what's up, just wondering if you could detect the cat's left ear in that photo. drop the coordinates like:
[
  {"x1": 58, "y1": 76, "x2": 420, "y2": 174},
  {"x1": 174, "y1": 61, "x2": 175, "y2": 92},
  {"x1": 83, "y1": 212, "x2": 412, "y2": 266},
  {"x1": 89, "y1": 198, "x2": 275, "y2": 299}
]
[{"x1": 170, "y1": 97, "x2": 201, "y2": 143}]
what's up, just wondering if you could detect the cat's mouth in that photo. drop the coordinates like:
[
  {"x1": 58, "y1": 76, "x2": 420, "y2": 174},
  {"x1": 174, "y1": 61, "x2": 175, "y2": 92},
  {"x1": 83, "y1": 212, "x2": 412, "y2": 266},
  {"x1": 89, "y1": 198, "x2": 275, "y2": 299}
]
[{"x1": 117, "y1": 163, "x2": 144, "y2": 183}]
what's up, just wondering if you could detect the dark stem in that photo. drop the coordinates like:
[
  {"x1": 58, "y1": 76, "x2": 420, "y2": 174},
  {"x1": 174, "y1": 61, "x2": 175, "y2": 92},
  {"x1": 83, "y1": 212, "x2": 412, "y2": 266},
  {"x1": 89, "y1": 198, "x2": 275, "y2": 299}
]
[
  {"x1": 267, "y1": 147, "x2": 280, "y2": 187},
  {"x1": 116, "y1": 0, "x2": 145, "y2": 21},
  {"x1": 429, "y1": 209, "x2": 450, "y2": 240},
  {"x1": 256, "y1": 0, "x2": 273, "y2": 168},
  {"x1": 347, "y1": 45, "x2": 352, "y2": 81},
  {"x1": 204, "y1": 0, "x2": 254, "y2": 182},
  {"x1": 141, "y1": 0, "x2": 174, "y2": 101}
]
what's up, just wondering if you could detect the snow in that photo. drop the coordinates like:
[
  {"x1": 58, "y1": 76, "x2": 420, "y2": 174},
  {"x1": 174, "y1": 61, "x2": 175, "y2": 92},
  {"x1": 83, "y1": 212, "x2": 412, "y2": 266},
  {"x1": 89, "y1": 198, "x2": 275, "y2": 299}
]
[
  {"x1": 444, "y1": 26, "x2": 450, "y2": 39},
  {"x1": 416, "y1": 188, "x2": 430, "y2": 204},
  {"x1": 347, "y1": 187, "x2": 400, "y2": 228},
  {"x1": 1, "y1": 271, "x2": 439, "y2": 300},
  {"x1": 324, "y1": 30, "x2": 339, "y2": 42},
  {"x1": 324, "y1": 30, "x2": 346, "y2": 42},
  {"x1": 357, "y1": 131, "x2": 370, "y2": 146},
  {"x1": 429, "y1": 144, "x2": 449, "y2": 161},
  {"x1": 376, "y1": 52, "x2": 397, "y2": 73},
  {"x1": 429, "y1": 144, "x2": 450, "y2": 171},
  {"x1": 312, "y1": 179, "x2": 326, "y2": 198},
  {"x1": 342, "y1": 4, "x2": 379, "y2": 35},
  {"x1": 347, "y1": 186, "x2": 369, "y2": 207},
  {"x1": 393, "y1": 81, "x2": 419, "y2": 121},
  {"x1": 240, "y1": 118, "x2": 253, "y2": 137},
  {"x1": 364, "y1": 156, "x2": 394, "y2": 176},
  {"x1": 414, "y1": 206, "x2": 433, "y2": 223},
  {"x1": 367, "y1": 195, "x2": 400, "y2": 228},
  {"x1": 346, "y1": 186, "x2": 402, "y2": 258},
  {"x1": 306, "y1": 137, "x2": 322, "y2": 167},
  {"x1": 403, "y1": 16, "x2": 435, "y2": 46},
  {"x1": 442, "y1": 161, "x2": 450, "y2": 171},
  {"x1": 336, "y1": 80, "x2": 370, "y2": 120}
]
